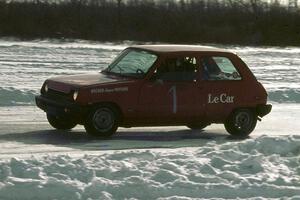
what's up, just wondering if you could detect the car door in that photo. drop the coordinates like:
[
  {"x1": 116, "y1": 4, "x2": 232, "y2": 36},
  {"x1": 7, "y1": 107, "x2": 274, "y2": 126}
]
[
  {"x1": 198, "y1": 55, "x2": 244, "y2": 122},
  {"x1": 138, "y1": 55, "x2": 204, "y2": 123}
]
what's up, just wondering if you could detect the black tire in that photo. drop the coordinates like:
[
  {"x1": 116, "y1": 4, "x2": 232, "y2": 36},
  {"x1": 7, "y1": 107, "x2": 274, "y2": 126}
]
[
  {"x1": 187, "y1": 123, "x2": 208, "y2": 130},
  {"x1": 224, "y1": 109, "x2": 257, "y2": 137},
  {"x1": 84, "y1": 106, "x2": 118, "y2": 137},
  {"x1": 47, "y1": 114, "x2": 77, "y2": 130}
]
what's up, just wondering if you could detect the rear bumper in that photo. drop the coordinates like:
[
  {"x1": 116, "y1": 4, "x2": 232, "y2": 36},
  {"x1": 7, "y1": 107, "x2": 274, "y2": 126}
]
[
  {"x1": 35, "y1": 95, "x2": 87, "y2": 117},
  {"x1": 256, "y1": 104, "x2": 272, "y2": 117}
]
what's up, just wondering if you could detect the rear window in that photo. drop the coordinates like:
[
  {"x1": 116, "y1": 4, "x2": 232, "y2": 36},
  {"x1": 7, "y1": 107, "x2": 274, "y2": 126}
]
[{"x1": 202, "y1": 56, "x2": 241, "y2": 81}]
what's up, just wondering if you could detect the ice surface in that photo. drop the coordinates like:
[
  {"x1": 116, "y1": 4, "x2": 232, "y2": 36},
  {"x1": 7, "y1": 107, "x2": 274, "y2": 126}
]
[{"x1": 0, "y1": 104, "x2": 298, "y2": 199}]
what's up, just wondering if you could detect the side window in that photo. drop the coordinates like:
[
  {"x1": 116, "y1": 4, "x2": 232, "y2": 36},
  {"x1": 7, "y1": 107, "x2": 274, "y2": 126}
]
[
  {"x1": 155, "y1": 57, "x2": 198, "y2": 82},
  {"x1": 202, "y1": 56, "x2": 241, "y2": 81}
]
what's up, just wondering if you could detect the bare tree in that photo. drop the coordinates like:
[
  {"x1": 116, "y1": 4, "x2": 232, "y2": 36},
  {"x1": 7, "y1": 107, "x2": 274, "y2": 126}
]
[{"x1": 288, "y1": 0, "x2": 298, "y2": 10}]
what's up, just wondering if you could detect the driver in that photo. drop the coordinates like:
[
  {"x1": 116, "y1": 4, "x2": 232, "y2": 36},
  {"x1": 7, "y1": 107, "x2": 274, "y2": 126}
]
[{"x1": 202, "y1": 57, "x2": 221, "y2": 80}]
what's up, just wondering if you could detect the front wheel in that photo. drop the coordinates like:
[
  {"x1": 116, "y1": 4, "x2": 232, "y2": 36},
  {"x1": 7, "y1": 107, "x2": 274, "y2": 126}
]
[
  {"x1": 47, "y1": 114, "x2": 77, "y2": 130},
  {"x1": 224, "y1": 109, "x2": 257, "y2": 137},
  {"x1": 84, "y1": 106, "x2": 118, "y2": 137}
]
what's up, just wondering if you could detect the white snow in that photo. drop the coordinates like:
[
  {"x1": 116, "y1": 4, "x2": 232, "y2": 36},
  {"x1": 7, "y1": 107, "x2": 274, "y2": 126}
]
[
  {"x1": 0, "y1": 136, "x2": 299, "y2": 200},
  {"x1": 0, "y1": 104, "x2": 298, "y2": 199}
]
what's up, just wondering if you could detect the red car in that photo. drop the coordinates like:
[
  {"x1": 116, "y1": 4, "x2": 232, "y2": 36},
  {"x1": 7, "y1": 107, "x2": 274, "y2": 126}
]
[{"x1": 36, "y1": 45, "x2": 272, "y2": 137}]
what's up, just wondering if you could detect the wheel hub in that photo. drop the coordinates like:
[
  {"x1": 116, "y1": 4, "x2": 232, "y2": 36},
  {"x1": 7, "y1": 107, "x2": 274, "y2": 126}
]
[
  {"x1": 93, "y1": 109, "x2": 114, "y2": 132},
  {"x1": 235, "y1": 112, "x2": 250, "y2": 130}
]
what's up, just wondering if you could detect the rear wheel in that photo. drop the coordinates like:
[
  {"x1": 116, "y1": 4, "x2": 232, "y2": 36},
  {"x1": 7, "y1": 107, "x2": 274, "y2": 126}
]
[
  {"x1": 47, "y1": 114, "x2": 77, "y2": 130},
  {"x1": 224, "y1": 109, "x2": 257, "y2": 137},
  {"x1": 84, "y1": 106, "x2": 118, "y2": 137}
]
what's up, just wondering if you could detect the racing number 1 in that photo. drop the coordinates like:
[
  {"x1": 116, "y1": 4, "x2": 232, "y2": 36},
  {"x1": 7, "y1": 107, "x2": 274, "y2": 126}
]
[{"x1": 169, "y1": 86, "x2": 177, "y2": 114}]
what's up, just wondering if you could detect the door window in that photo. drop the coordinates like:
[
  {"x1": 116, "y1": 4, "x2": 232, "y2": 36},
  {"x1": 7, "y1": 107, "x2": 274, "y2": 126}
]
[
  {"x1": 202, "y1": 56, "x2": 241, "y2": 80},
  {"x1": 155, "y1": 57, "x2": 198, "y2": 82}
]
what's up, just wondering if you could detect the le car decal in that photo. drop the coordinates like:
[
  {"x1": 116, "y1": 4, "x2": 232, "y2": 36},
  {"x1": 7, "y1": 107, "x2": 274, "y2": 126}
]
[
  {"x1": 91, "y1": 87, "x2": 128, "y2": 94},
  {"x1": 208, "y1": 93, "x2": 234, "y2": 104}
]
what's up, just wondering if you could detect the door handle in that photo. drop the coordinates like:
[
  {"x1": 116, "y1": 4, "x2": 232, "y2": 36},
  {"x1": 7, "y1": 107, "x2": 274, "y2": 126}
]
[{"x1": 147, "y1": 79, "x2": 164, "y2": 87}]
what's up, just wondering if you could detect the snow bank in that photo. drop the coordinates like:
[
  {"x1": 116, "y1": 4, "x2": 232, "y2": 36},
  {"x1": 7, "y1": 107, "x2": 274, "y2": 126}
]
[
  {"x1": 0, "y1": 87, "x2": 36, "y2": 106},
  {"x1": 0, "y1": 136, "x2": 299, "y2": 200},
  {"x1": 268, "y1": 89, "x2": 300, "y2": 103}
]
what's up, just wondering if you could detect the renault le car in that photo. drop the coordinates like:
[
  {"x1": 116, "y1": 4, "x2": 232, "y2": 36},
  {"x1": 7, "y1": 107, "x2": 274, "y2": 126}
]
[{"x1": 36, "y1": 45, "x2": 272, "y2": 137}]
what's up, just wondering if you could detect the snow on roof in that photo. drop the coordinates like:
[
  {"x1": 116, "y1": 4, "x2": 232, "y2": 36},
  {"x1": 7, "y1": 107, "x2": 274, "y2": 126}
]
[{"x1": 130, "y1": 44, "x2": 231, "y2": 53}]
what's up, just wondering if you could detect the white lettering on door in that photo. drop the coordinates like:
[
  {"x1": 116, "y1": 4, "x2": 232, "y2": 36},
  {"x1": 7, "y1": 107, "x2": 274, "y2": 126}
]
[{"x1": 208, "y1": 93, "x2": 234, "y2": 104}]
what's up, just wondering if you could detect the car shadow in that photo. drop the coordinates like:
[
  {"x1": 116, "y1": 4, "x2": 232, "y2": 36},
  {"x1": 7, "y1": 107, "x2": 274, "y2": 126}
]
[{"x1": 0, "y1": 127, "x2": 249, "y2": 151}]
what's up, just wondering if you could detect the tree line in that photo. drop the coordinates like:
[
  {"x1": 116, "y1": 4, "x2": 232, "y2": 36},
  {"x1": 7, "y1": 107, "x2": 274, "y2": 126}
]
[{"x1": 0, "y1": 0, "x2": 299, "y2": 46}]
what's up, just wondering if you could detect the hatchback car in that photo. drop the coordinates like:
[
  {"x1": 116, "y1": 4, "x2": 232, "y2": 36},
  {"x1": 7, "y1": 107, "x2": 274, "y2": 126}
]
[{"x1": 36, "y1": 45, "x2": 272, "y2": 137}]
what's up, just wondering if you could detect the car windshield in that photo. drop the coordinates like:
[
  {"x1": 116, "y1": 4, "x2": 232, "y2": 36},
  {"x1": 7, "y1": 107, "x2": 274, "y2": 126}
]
[{"x1": 104, "y1": 49, "x2": 158, "y2": 78}]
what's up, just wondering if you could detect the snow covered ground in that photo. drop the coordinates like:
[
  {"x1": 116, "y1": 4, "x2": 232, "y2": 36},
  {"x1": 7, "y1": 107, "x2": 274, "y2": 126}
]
[
  {"x1": 0, "y1": 39, "x2": 299, "y2": 199},
  {"x1": 0, "y1": 104, "x2": 299, "y2": 199},
  {"x1": 0, "y1": 135, "x2": 300, "y2": 200}
]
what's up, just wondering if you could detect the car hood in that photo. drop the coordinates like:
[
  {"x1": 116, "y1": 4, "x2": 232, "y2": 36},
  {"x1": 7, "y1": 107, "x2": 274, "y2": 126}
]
[
  {"x1": 47, "y1": 73, "x2": 132, "y2": 93},
  {"x1": 49, "y1": 73, "x2": 130, "y2": 86}
]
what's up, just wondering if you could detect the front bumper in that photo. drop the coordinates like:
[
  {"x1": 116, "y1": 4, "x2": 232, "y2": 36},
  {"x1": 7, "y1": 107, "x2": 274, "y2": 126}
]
[
  {"x1": 35, "y1": 95, "x2": 87, "y2": 117},
  {"x1": 256, "y1": 104, "x2": 272, "y2": 117}
]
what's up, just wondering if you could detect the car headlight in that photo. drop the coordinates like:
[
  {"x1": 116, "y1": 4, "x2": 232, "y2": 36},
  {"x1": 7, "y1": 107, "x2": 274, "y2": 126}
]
[
  {"x1": 73, "y1": 91, "x2": 79, "y2": 101},
  {"x1": 44, "y1": 84, "x2": 48, "y2": 93}
]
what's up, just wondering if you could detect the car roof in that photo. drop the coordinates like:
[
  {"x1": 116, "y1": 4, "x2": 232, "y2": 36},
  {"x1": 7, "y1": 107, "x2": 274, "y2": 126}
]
[{"x1": 130, "y1": 45, "x2": 231, "y2": 54}]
